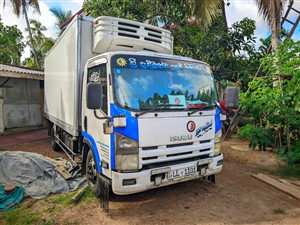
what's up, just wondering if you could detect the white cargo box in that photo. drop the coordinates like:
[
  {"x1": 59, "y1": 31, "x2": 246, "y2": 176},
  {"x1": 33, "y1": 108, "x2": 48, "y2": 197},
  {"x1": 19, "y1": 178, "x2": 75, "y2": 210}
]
[
  {"x1": 93, "y1": 16, "x2": 173, "y2": 54},
  {"x1": 44, "y1": 16, "x2": 94, "y2": 136}
]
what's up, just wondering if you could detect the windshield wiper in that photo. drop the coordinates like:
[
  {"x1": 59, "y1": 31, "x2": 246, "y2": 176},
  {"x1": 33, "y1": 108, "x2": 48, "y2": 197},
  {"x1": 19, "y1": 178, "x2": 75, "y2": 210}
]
[
  {"x1": 135, "y1": 104, "x2": 184, "y2": 117},
  {"x1": 187, "y1": 105, "x2": 215, "y2": 116}
]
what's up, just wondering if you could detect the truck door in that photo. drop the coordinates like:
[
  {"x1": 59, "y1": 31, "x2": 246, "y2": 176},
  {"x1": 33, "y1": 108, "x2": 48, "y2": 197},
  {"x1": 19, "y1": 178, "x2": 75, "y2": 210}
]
[{"x1": 82, "y1": 60, "x2": 111, "y2": 178}]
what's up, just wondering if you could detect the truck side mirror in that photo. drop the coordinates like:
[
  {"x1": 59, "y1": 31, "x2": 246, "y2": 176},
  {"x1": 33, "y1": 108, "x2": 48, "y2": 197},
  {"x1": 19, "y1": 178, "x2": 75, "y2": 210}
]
[
  {"x1": 87, "y1": 83, "x2": 102, "y2": 109},
  {"x1": 225, "y1": 87, "x2": 239, "y2": 109}
]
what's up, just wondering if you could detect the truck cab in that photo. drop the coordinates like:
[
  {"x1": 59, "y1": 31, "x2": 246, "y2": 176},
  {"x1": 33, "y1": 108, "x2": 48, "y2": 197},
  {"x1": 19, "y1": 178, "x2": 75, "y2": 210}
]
[{"x1": 83, "y1": 51, "x2": 223, "y2": 195}]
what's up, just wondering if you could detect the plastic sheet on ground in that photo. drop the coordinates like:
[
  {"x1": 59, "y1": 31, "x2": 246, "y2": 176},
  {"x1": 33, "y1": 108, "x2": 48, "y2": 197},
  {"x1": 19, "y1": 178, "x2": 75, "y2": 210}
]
[
  {"x1": 0, "y1": 185, "x2": 24, "y2": 211},
  {"x1": 0, "y1": 151, "x2": 86, "y2": 199}
]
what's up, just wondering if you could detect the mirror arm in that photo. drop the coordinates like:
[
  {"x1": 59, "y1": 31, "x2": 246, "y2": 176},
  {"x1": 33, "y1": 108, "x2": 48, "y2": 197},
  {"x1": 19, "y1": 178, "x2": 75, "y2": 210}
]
[
  {"x1": 93, "y1": 109, "x2": 108, "y2": 120},
  {"x1": 93, "y1": 110, "x2": 125, "y2": 121}
]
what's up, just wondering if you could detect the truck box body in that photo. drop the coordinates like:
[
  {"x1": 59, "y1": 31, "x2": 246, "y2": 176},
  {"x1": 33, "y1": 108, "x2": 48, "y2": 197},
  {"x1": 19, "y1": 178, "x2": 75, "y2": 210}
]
[{"x1": 44, "y1": 16, "x2": 94, "y2": 136}]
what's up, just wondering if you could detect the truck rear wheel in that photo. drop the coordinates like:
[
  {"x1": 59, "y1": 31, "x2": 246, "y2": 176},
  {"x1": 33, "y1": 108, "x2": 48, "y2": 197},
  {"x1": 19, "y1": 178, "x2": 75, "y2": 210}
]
[
  {"x1": 86, "y1": 150, "x2": 101, "y2": 196},
  {"x1": 50, "y1": 126, "x2": 60, "y2": 151}
]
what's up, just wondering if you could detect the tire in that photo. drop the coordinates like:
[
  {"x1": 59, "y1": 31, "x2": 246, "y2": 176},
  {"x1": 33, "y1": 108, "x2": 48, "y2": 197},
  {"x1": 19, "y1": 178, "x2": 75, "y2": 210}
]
[
  {"x1": 50, "y1": 126, "x2": 60, "y2": 151},
  {"x1": 86, "y1": 150, "x2": 101, "y2": 196}
]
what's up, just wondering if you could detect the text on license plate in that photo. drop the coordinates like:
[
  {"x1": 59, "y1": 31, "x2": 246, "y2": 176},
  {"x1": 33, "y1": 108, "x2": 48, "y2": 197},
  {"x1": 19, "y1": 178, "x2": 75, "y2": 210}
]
[{"x1": 168, "y1": 166, "x2": 197, "y2": 179}]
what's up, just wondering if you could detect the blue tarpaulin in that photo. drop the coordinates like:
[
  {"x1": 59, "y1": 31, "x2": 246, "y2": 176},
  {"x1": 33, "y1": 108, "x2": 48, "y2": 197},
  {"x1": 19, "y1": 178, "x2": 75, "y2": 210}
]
[{"x1": 0, "y1": 185, "x2": 25, "y2": 211}]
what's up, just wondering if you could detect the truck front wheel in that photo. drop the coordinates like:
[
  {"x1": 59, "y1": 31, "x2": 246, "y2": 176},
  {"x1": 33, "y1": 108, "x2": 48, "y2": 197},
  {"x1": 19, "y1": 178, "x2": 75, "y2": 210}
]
[{"x1": 86, "y1": 150, "x2": 101, "y2": 196}]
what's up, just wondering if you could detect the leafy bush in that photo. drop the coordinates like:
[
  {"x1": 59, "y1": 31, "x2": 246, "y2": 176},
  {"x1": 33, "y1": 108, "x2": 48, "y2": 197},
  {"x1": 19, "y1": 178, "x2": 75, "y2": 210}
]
[
  {"x1": 239, "y1": 40, "x2": 300, "y2": 157},
  {"x1": 238, "y1": 124, "x2": 274, "y2": 150},
  {"x1": 279, "y1": 141, "x2": 300, "y2": 164}
]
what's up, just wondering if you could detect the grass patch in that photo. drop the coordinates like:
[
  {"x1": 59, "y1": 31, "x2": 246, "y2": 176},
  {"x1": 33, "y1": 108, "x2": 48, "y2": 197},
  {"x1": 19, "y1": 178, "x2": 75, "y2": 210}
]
[
  {"x1": 46, "y1": 188, "x2": 97, "y2": 206},
  {"x1": 0, "y1": 207, "x2": 40, "y2": 225},
  {"x1": 46, "y1": 191, "x2": 77, "y2": 206},
  {"x1": 0, "y1": 147, "x2": 6, "y2": 151},
  {"x1": 77, "y1": 188, "x2": 97, "y2": 203},
  {"x1": 0, "y1": 189, "x2": 97, "y2": 225},
  {"x1": 268, "y1": 164, "x2": 300, "y2": 180},
  {"x1": 273, "y1": 207, "x2": 285, "y2": 214}
]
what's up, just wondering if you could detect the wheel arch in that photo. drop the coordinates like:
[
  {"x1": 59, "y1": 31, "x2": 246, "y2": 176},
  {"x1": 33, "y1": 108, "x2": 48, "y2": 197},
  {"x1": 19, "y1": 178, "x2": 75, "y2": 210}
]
[{"x1": 82, "y1": 136, "x2": 102, "y2": 174}]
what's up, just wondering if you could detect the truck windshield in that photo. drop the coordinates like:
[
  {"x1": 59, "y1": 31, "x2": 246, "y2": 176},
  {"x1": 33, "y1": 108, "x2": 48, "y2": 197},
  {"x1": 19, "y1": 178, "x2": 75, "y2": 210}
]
[{"x1": 111, "y1": 54, "x2": 218, "y2": 111}]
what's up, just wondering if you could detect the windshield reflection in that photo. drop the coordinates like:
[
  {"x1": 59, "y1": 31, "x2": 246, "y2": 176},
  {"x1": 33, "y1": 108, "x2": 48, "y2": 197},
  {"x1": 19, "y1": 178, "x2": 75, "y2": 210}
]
[{"x1": 112, "y1": 55, "x2": 218, "y2": 111}]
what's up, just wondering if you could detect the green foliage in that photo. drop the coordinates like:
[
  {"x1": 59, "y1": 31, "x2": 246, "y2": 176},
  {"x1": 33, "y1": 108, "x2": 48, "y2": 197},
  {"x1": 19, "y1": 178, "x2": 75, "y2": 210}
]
[
  {"x1": 240, "y1": 40, "x2": 300, "y2": 157},
  {"x1": 84, "y1": 0, "x2": 154, "y2": 23},
  {"x1": 0, "y1": 17, "x2": 25, "y2": 65},
  {"x1": 238, "y1": 124, "x2": 274, "y2": 150},
  {"x1": 279, "y1": 141, "x2": 300, "y2": 164},
  {"x1": 50, "y1": 7, "x2": 72, "y2": 37},
  {"x1": 83, "y1": 0, "x2": 191, "y2": 26},
  {"x1": 173, "y1": 16, "x2": 261, "y2": 87},
  {"x1": 23, "y1": 19, "x2": 55, "y2": 69}
]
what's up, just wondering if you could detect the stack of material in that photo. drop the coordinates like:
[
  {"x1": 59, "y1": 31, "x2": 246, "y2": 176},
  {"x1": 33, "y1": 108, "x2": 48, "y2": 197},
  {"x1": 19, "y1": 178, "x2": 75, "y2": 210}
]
[
  {"x1": 0, "y1": 151, "x2": 86, "y2": 199},
  {"x1": 252, "y1": 173, "x2": 300, "y2": 200}
]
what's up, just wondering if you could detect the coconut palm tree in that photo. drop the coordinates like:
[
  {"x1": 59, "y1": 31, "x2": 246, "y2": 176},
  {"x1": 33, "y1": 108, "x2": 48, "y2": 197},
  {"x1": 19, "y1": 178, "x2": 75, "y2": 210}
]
[
  {"x1": 255, "y1": 0, "x2": 285, "y2": 52},
  {"x1": 188, "y1": 0, "x2": 224, "y2": 29},
  {"x1": 25, "y1": 19, "x2": 46, "y2": 41},
  {"x1": 24, "y1": 19, "x2": 54, "y2": 69},
  {"x1": 3, "y1": 0, "x2": 41, "y2": 69},
  {"x1": 50, "y1": 7, "x2": 72, "y2": 36}
]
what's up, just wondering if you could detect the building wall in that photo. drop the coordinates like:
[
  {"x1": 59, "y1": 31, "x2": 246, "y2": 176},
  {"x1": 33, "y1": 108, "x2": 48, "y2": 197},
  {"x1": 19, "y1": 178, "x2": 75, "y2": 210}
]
[{"x1": 0, "y1": 77, "x2": 42, "y2": 130}]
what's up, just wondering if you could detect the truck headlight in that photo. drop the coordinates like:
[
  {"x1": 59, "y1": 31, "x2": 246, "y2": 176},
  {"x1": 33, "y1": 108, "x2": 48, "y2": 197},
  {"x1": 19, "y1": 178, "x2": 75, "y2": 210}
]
[
  {"x1": 214, "y1": 129, "x2": 222, "y2": 156},
  {"x1": 115, "y1": 133, "x2": 139, "y2": 171}
]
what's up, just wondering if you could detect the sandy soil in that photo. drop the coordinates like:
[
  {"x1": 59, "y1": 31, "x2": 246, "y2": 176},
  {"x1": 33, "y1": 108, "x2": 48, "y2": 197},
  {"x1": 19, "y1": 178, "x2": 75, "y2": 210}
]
[
  {"x1": 52, "y1": 162, "x2": 300, "y2": 225},
  {"x1": 1, "y1": 133, "x2": 299, "y2": 225}
]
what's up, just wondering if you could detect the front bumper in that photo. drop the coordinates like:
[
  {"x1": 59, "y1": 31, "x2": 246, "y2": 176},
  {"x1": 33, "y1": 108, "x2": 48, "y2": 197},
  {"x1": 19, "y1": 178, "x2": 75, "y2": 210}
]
[{"x1": 111, "y1": 153, "x2": 223, "y2": 195}]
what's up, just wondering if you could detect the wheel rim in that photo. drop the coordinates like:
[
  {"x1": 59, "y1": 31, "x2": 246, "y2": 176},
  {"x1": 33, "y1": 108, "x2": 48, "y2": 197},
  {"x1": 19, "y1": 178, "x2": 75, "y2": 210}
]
[{"x1": 87, "y1": 157, "x2": 97, "y2": 185}]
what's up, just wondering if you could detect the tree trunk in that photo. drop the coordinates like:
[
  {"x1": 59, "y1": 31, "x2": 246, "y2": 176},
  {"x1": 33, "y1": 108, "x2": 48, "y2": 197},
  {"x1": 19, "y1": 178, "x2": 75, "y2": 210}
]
[
  {"x1": 271, "y1": 21, "x2": 281, "y2": 52},
  {"x1": 221, "y1": 0, "x2": 228, "y2": 32},
  {"x1": 270, "y1": 3, "x2": 282, "y2": 53},
  {"x1": 22, "y1": 0, "x2": 41, "y2": 70}
]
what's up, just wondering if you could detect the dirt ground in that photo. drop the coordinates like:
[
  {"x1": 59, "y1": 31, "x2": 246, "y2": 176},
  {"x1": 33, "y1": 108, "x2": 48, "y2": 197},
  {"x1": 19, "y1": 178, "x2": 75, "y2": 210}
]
[{"x1": 1, "y1": 130, "x2": 299, "y2": 225}]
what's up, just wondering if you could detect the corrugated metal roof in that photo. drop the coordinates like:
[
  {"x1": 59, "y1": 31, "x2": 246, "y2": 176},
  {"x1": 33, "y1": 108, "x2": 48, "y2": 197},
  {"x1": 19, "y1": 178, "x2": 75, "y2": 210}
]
[{"x1": 0, "y1": 63, "x2": 44, "y2": 76}]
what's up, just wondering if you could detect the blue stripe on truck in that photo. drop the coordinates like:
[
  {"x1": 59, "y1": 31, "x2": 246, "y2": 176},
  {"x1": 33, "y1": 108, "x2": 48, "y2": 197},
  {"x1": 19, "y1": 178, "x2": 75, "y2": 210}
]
[
  {"x1": 110, "y1": 104, "x2": 139, "y2": 170},
  {"x1": 81, "y1": 131, "x2": 102, "y2": 173},
  {"x1": 110, "y1": 133, "x2": 115, "y2": 169},
  {"x1": 110, "y1": 104, "x2": 139, "y2": 141},
  {"x1": 215, "y1": 108, "x2": 221, "y2": 133}
]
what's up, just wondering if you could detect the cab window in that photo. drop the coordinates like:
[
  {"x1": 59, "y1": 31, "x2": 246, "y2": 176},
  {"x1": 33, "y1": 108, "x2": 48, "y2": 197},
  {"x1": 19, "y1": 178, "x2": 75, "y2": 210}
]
[{"x1": 87, "y1": 64, "x2": 108, "y2": 114}]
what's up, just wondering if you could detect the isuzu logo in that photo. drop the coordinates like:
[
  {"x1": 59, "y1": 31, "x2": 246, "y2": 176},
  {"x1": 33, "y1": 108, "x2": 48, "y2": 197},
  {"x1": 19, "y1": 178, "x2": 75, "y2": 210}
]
[
  {"x1": 187, "y1": 121, "x2": 196, "y2": 132},
  {"x1": 170, "y1": 135, "x2": 192, "y2": 142}
]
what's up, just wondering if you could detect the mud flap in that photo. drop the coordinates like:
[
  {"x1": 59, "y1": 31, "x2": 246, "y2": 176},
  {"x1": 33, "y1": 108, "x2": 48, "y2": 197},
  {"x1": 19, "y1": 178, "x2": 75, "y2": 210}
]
[{"x1": 99, "y1": 175, "x2": 110, "y2": 212}]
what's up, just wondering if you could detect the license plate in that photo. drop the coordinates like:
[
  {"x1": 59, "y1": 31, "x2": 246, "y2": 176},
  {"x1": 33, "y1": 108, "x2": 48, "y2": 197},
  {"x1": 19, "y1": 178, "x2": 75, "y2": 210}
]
[{"x1": 168, "y1": 166, "x2": 197, "y2": 180}]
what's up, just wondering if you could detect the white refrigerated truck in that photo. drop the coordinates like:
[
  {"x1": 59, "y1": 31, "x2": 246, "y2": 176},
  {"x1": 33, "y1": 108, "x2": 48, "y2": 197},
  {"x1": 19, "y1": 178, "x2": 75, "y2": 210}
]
[{"x1": 45, "y1": 15, "x2": 232, "y2": 199}]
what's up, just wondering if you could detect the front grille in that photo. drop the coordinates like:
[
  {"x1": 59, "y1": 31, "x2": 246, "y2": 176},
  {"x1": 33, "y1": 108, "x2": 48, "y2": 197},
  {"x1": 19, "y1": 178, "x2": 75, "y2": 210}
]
[
  {"x1": 140, "y1": 139, "x2": 214, "y2": 169},
  {"x1": 142, "y1": 154, "x2": 210, "y2": 170},
  {"x1": 142, "y1": 146, "x2": 158, "y2": 150},
  {"x1": 167, "y1": 142, "x2": 193, "y2": 148}
]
